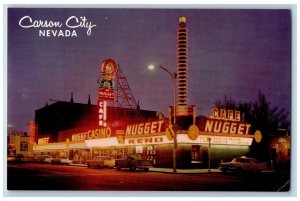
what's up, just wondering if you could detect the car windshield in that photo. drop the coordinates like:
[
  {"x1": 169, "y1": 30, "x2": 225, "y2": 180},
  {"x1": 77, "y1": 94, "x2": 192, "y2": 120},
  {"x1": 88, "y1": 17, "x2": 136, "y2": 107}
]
[{"x1": 232, "y1": 158, "x2": 249, "y2": 163}]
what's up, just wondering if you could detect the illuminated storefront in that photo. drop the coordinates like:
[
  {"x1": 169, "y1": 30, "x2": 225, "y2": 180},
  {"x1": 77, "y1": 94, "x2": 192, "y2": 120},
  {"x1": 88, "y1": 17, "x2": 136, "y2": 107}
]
[{"x1": 33, "y1": 107, "x2": 254, "y2": 168}]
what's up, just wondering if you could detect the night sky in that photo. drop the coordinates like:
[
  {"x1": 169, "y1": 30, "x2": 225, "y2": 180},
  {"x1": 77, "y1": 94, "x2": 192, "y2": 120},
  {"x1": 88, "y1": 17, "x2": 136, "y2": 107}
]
[{"x1": 7, "y1": 8, "x2": 291, "y2": 132}]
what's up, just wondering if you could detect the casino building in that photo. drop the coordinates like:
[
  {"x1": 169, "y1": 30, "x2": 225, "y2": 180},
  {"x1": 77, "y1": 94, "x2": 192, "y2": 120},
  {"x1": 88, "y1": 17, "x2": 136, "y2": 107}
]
[
  {"x1": 32, "y1": 99, "x2": 254, "y2": 168},
  {"x1": 31, "y1": 16, "x2": 256, "y2": 168}
]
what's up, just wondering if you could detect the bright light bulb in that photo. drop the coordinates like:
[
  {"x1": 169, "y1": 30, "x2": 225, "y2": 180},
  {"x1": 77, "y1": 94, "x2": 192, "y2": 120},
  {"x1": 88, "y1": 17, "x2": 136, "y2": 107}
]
[{"x1": 148, "y1": 65, "x2": 155, "y2": 70}]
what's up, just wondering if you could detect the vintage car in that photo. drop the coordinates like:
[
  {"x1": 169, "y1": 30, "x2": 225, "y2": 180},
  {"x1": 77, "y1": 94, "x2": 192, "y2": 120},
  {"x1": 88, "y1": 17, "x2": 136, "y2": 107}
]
[
  {"x1": 59, "y1": 156, "x2": 73, "y2": 165},
  {"x1": 219, "y1": 156, "x2": 268, "y2": 173},
  {"x1": 15, "y1": 154, "x2": 36, "y2": 163},
  {"x1": 44, "y1": 156, "x2": 53, "y2": 164},
  {"x1": 87, "y1": 156, "x2": 115, "y2": 168},
  {"x1": 7, "y1": 155, "x2": 16, "y2": 162},
  {"x1": 35, "y1": 155, "x2": 52, "y2": 163},
  {"x1": 50, "y1": 156, "x2": 73, "y2": 165},
  {"x1": 115, "y1": 155, "x2": 153, "y2": 171}
]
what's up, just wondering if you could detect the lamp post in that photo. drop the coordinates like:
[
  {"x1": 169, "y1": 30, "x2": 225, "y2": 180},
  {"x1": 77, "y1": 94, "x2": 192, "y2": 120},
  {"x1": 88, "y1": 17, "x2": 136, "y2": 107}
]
[
  {"x1": 207, "y1": 137, "x2": 211, "y2": 171},
  {"x1": 148, "y1": 64, "x2": 177, "y2": 172}
]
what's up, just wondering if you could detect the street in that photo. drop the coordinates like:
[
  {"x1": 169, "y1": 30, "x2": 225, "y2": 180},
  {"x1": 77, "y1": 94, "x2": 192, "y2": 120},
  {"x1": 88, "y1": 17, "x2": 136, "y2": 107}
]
[{"x1": 7, "y1": 163, "x2": 290, "y2": 191}]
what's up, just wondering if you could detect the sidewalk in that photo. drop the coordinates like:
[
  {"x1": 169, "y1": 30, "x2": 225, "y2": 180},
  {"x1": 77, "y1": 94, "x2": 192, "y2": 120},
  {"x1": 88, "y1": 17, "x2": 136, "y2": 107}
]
[
  {"x1": 70, "y1": 163, "x2": 221, "y2": 173},
  {"x1": 149, "y1": 167, "x2": 221, "y2": 174}
]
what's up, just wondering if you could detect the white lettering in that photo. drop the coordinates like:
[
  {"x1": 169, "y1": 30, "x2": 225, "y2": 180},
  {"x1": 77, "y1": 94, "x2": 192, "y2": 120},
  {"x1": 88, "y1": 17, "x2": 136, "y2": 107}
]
[
  {"x1": 204, "y1": 120, "x2": 251, "y2": 135},
  {"x1": 125, "y1": 120, "x2": 165, "y2": 136},
  {"x1": 19, "y1": 16, "x2": 62, "y2": 28},
  {"x1": 65, "y1": 16, "x2": 96, "y2": 35}
]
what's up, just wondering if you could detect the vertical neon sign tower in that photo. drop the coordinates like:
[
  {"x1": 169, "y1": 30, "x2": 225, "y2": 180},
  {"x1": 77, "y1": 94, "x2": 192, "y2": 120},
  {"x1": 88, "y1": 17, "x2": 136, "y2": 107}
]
[
  {"x1": 98, "y1": 59, "x2": 118, "y2": 127},
  {"x1": 174, "y1": 16, "x2": 197, "y2": 131},
  {"x1": 177, "y1": 16, "x2": 188, "y2": 106}
]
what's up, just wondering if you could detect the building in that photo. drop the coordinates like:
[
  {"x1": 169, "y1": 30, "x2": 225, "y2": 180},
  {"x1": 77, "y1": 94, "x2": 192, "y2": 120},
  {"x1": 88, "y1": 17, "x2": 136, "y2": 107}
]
[
  {"x1": 8, "y1": 130, "x2": 33, "y2": 156},
  {"x1": 32, "y1": 100, "x2": 254, "y2": 168}
]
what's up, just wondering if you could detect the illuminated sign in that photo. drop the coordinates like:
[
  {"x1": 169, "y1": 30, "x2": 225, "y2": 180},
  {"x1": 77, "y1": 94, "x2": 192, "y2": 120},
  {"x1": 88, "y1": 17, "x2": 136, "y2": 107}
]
[
  {"x1": 177, "y1": 134, "x2": 253, "y2": 146},
  {"x1": 38, "y1": 137, "x2": 49, "y2": 145},
  {"x1": 177, "y1": 16, "x2": 188, "y2": 105},
  {"x1": 211, "y1": 108, "x2": 241, "y2": 121},
  {"x1": 98, "y1": 58, "x2": 118, "y2": 101},
  {"x1": 197, "y1": 136, "x2": 253, "y2": 146},
  {"x1": 98, "y1": 88, "x2": 115, "y2": 101},
  {"x1": 125, "y1": 120, "x2": 165, "y2": 136},
  {"x1": 98, "y1": 100, "x2": 107, "y2": 127},
  {"x1": 175, "y1": 105, "x2": 194, "y2": 116},
  {"x1": 72, "y1": 127, "x2": 111, "y2": 142},
  {"x1": 204, "y1": 119, "x2": 251, "y2": 135},
  {"x1": 126, "y1": 136, "x2": 164, "y2": 145}
]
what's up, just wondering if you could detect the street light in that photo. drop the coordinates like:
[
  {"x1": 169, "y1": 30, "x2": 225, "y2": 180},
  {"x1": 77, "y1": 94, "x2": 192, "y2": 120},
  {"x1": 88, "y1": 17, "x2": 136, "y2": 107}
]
[{"x1": 148, "y1": 64, "x2": 177, "y2": 172}]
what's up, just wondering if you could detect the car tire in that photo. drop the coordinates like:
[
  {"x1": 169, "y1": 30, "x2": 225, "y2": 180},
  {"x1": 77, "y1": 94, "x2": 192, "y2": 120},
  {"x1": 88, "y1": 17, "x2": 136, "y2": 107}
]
[
  {"x1": 130, "y1": 165, "x2": 136, "y2": 171},
  {"x1": 236, "y1": 167, "x2": 242, "y2": 174},
  {"x1": 116, "y1": 164, "x2": 121, "y2": 170},
  {"x1": 221, "y1": 169, "x2": 228, "y2": 173}
]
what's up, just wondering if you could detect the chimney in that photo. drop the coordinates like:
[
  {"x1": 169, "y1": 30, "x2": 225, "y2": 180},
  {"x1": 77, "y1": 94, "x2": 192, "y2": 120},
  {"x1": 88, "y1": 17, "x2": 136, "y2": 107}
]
[
  {"x1": 70, "y1": 92, "x2": 74, "y2": 103},
  {"x1": 88, "y1": 94, "x2": 91, "y2": 105}
]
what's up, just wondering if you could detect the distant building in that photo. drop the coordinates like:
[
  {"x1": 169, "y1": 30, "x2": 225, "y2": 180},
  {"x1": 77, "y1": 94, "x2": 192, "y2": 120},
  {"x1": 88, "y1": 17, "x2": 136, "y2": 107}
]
[
  {"x1": 270, "y1": 133, "x2": 290, "y2": 170},
  {"x1": 8, "y1": 130, "x2": 33, "y2": 156}
]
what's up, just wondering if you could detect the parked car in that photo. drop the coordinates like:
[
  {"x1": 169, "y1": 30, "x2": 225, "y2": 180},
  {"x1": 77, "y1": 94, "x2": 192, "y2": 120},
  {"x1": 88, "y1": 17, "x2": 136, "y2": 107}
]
[
  {"x1": 15, "y1": 154, "x2": 36, "y2": 163},
  {"x1": 59, "y1": 157, "x2": 73, "y2": 165},
  {"x1": 7, "y1": 155, "x2": 16, "y2": 162},
  {"x1": 50, "y1": 156, "x2": 72, "y2": 165},
  {"x1": 115, "y1": 155, "x2": 153, "y2": 171},
  {"x1": 50, "y1": 157, "x2": 61, "y2": 164},
  {"x1": 219, "y1": 156, "x2": 268, "y2": 173},
  {"x1": 44, "y1": 156, "x2": 53, "y2": 164},
  {"x1": 87, "y1": 156, "x2": 115, "y2": 168},
  {"x1": 36, "y1": 155, "x2": 52, "y2": 163}
]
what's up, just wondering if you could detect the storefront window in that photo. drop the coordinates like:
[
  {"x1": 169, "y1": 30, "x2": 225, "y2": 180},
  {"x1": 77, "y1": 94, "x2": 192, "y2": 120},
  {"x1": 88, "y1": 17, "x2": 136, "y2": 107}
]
[
  {"x1": 146, "y1": 145, "x2": 156, "y2": 164},
  {"x1": 191, "y1": 145, "x2": 201, "y2": 163},
  {"x1": 20, "y1": 141, "x2": 28, "y2": 152}
]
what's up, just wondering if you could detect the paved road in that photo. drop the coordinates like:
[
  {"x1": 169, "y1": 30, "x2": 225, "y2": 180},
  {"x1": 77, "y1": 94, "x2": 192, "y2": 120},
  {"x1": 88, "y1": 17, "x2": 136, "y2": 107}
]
[{"x1": 7, "y1": 163, "x2": 290, "y2": 191}]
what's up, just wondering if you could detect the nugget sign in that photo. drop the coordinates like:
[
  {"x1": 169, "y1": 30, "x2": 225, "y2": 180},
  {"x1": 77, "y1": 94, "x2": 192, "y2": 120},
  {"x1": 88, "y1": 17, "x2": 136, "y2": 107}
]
[
  {"x1": 204, "y1": 108, "x2": 251, "y2": 135},
  {"x1": 126, "y1": 120, "x2": 165, "y2": 136}
]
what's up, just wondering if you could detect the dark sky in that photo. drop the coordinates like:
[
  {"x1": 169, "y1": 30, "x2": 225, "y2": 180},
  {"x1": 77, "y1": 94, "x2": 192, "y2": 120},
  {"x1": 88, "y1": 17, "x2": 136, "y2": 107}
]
[{"x1": 7, "y1": 8, "x2": 291, "y2": 132}]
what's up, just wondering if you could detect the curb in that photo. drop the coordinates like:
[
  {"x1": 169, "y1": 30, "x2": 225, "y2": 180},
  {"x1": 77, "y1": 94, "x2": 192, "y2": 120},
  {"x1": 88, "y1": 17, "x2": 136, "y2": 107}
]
[{"x1": 149, "y1": 168, "x2": 222, "y2": 174}]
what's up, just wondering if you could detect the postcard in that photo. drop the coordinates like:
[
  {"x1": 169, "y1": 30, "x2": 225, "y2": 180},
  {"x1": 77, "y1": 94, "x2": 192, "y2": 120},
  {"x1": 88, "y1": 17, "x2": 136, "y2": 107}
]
[{"x1": 5, "y1": 6, "x2": 292, "y2": 194}]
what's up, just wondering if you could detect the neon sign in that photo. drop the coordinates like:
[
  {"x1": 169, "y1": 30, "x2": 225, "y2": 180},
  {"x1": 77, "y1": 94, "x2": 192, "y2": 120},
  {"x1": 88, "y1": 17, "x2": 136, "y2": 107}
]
[
  {"x1": 98, "y1": 100, "x2": 107, "y2": 127},
  {"x1": 72, "y1": 127, "x2": 112, "y2": 142},
  {"x1": 211, "y1": 108, "x2": 241, "y2": 121},
  {"x1": 125, "y1": 120, "x2": 165, "y2": 136},
  {"x1": 126, "y1": 136, "x2": 164, "y2": 145},
  {"x1": 38, "y1": 137, "x2": 49, "y2": 145},
  {"x1": 98, "y1": 58, "x2": 118, "y2": 101},
  {"x1": 177, "y1": 16, "x2": 188, "y2": 106},
  {"x1": 204, "y1": 119, "x2": 251, "y2": 135}
]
